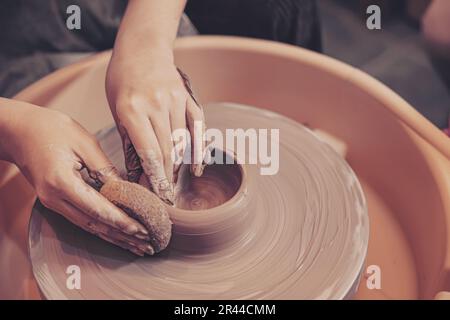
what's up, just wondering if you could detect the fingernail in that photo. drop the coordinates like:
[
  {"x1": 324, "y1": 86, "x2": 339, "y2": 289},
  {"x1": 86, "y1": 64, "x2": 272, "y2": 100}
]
[
  {"x1": 130, "y1": 248, "x2": 145, "y2": 257},
  {"x1": 126, "y1": 224, "x2": 148, "y2": 238},
  {"x1": 192, "y1": 164, "x2": 205, "y2": 177},
  {"x1": 124, "y1": 224, "x2": 140, "y2": 235},
  {"x1": 138, "y1": 227, "x2": 149, "y2": 235},
  {"x1": 135, "y1": 232, "x2": 150, "y2": 241},
  {"x1": 145, "y1": 245, "x2": 155, "y2": 255}
]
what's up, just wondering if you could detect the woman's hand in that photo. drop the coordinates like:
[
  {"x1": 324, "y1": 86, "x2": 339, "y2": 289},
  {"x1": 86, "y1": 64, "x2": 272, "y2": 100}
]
[
  {"x1": 105, "y1": 0, "x2": 204, "y2": 204},
  {"x1": 106, "y1": 47, "x2": 206, "y2": 204},
  {"x1": 0, "y1": 99, "x2": 152, "y2": 256}
]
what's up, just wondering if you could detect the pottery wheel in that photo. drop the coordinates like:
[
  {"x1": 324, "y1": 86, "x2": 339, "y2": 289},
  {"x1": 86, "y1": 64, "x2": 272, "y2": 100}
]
[{"x1": 29, "y1": 103, "x2": 369, "y2": 299}]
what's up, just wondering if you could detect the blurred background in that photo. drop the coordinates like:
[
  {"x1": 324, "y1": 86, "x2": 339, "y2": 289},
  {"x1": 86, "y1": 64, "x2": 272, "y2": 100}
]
[
  {"x1": 0, "y1": 0, "x2": 449, "y2": 130},
  {"x1": 317, "y1": 0, "x2": 450, "y2": 130}
]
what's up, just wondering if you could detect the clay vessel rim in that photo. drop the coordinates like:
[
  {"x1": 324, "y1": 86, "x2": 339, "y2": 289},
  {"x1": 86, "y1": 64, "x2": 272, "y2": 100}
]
[{"x1": 168, "y1": 161, "x2": 248, "y2": 220}]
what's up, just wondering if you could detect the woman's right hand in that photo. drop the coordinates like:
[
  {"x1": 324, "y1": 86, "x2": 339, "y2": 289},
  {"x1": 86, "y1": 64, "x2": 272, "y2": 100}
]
[{"x1": 0, "y1": 99, "x2": 153, "y2": 256}]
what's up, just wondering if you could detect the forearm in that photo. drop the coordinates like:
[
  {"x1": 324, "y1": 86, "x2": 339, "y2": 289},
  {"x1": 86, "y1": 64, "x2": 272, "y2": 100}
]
[
  {"x1": 114, "y1": 0, "x2": 187, "y2": 57},
  {"x1": 0, "y1": 98, "x2": 28, "y2": 162}
]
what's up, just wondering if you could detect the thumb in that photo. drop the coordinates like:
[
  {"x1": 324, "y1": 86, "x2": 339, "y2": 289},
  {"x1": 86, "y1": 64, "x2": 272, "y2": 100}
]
[{"x1": 78, "y1": 135, "x2": 121, "y2": 185}]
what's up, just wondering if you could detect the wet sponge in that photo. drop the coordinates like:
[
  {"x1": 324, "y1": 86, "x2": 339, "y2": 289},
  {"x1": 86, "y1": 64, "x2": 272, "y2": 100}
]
[{"x1": 100, "y1": 179, "x2": 172, "y2": 254}]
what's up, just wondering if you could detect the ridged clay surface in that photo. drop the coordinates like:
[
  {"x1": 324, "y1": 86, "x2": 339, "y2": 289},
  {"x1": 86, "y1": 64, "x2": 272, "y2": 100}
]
[{"x1": 29, "y1": 103, "x2": 369, "y2": 299}]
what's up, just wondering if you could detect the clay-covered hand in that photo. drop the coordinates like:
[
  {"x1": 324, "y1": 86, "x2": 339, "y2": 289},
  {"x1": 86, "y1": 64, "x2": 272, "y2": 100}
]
[
  {"x1": 0, "y1": 100, "x2": 152, "y2": 256},
  {"x1": 106, "y1": 47, "x2": 206, "y2": 204}
]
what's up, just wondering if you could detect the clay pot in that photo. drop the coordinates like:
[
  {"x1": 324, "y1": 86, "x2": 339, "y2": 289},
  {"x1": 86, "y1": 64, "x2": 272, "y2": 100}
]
[{"x1": 169, "y1": 149, "x2": 250, "y2": 253}]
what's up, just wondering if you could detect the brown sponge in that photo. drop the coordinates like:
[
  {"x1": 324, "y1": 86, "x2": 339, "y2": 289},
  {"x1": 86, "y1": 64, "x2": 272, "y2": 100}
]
[{"x1": 100, "y1": 179, "x2": 172, "y2": 254}]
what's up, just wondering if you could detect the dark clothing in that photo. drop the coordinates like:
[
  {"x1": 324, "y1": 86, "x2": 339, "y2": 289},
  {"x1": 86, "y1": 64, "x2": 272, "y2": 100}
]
[
  {"x1": 0, "y1": 0, "x2": 321, "y2": 97},
  {"x1": 0, "y1": 0, "x2": 128, "y2": 97},
  {"x1": 0, "y1": 1, "x2": 127, "y2": 56},
  {"x1": 186, "y1": 0, "x2": 322, "y2": 51}
]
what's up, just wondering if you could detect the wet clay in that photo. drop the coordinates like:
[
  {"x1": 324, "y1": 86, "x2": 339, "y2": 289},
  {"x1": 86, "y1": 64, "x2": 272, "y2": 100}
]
[
  {"x1": 173, "y1": 150, "x2": 243, "y2": 211},
  {"x1": 29, "y1": 102, "x2": 369, "y2": 300}
]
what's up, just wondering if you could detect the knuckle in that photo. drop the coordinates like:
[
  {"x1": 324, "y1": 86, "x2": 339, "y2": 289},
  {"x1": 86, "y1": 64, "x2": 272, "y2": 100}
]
[
  {"x1": 86, "y1": 220, "x2": 100, "y2": 233},
  {"x1": 37, "y1": 191, "x2": 56, "y2": 209},
  {"x1": 42, "y1": 173, "x2": 61, "y2": 193},
  {"x1": 150, "y1": 90, "x2": 182, "y2": 112},
  {"x1": 39, "y1": 171, "x2": 73, "y2": 202},
  {"x1": 116, "y1": 94, "x2": 147, "y2": 118},
  {"x1": 83, "y1": 132, "x2": 100, "y2": 147},
  {"x1": 128, "y1": 98, "x2": 146, "y2": 114},
  {"x1": 90, "y1": 136, "x2": 102, "y2": 149},
  {"x1": 55, "y1": 111, "x2": 73, "y2": 124},
  {"x1": 169, "y1": 92, "x2": 186, "y2": 109},
  {"x1": 151, "y1": 90, "x2": 165, "y2": 103},
  {"x1": 168, "y1": 89, "x2": 184, "y2": 101},
  {"x1": 148, "y1": 96, "x2": 165, "y2": 113},
  {"x1": 85, "y1": 206, "x2": 101, "y2": 220},
  {"x1": 187, "y1": 104, "x2": 203, "y2": 119},
  {"x1": 148, "y1": 91, "x2": 170, "y2": 112},
  {"x1": 149, "y1": 104, "x2": 163, "y2": 115}
]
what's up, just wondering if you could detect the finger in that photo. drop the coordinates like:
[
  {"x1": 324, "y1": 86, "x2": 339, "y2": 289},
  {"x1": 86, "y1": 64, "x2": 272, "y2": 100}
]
[
  {"x1": 60, "y1": 172, "x2": 149, "y2": 238},
  {"x1": 122, "y1": 112, "x2": 174, "y2": 204},
  {"x1": 170, "y1": 104, "x2": 188, "y2": 184},
  {"x1": 77, "y1": 135, "x2": 121, "y2": 184},
  {"x1": 73, "y1": 138, "x2": 149, "y2": 236},
  {"x1": 52, "y1": 200, "x2": 148, "y2": 256},
  {"x1": 51, "y1": 199, "x2": 150, "y2": 255},
  {"x1": 113, "y1": 121, "x2": 142, "y2": 183},
  {"x1": 113, "y1": 113, "x2": 143, "y2": 183},
  {"x1": 105, "y1": 226, "x2": 153, "y2": 254},
  {"x1": 97, "y1": 233, "x2": 146, "y2": 256},
  {"x1": 186, "y1": 97, "x2": 206, "y2": 177},
  {"x1": 122, "y1": 131, "x2": 143, "y2": 183},
  {"x1": 149, "y1": 110, "x2": 174, "y2": 185}
]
